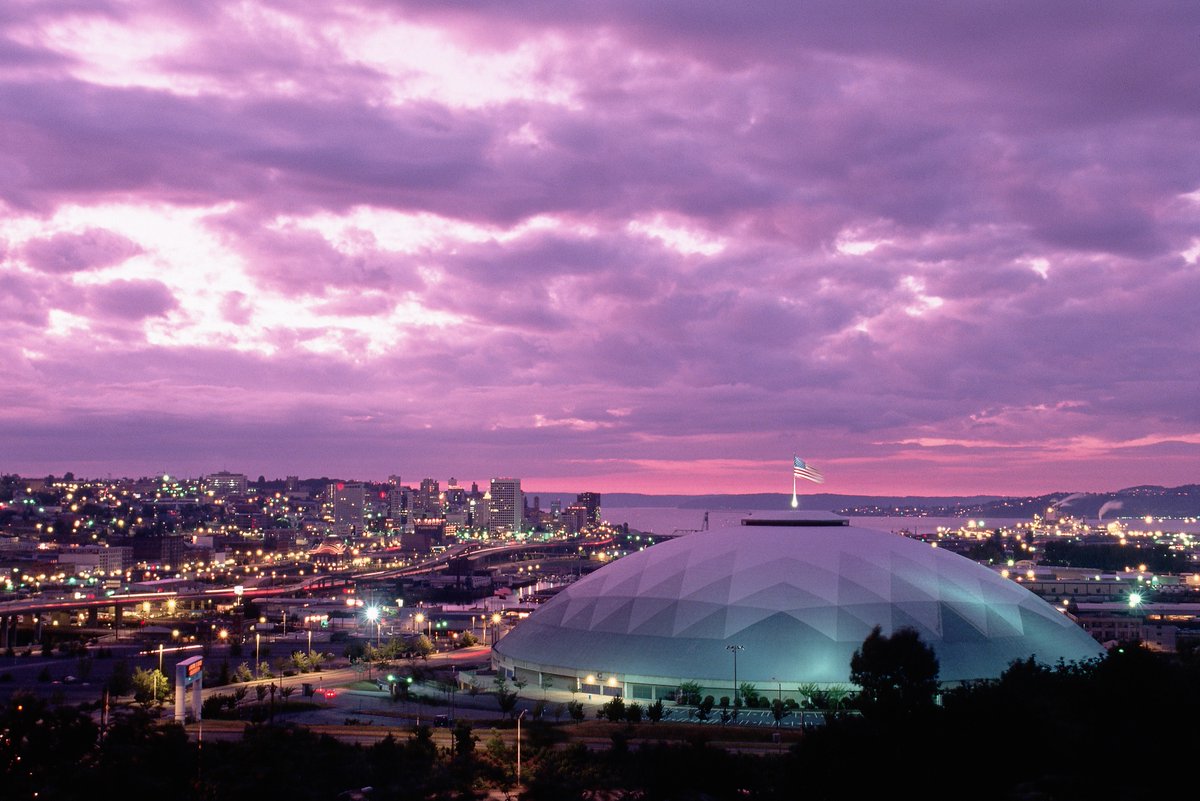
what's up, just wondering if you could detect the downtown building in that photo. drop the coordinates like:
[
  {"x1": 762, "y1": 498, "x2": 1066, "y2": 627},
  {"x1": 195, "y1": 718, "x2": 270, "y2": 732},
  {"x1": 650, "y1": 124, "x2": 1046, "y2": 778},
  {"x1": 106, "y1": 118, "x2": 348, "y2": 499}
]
[
  {"x1": 205, "y1": 471, "x2": 248, "y2": 497},
  {"x1": 488, "y1": 478, "x2": 522, "y2": 535},
  {"x1": 330, "y1": 481, "x2": 366, "y2": 537}
]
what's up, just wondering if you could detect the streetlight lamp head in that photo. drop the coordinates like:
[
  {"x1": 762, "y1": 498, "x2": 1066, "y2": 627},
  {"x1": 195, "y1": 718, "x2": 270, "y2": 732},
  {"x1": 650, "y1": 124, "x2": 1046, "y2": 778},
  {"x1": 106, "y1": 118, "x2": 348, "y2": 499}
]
[{"x1": 365, "y1": 606, "x2": 380, "y2": 622}]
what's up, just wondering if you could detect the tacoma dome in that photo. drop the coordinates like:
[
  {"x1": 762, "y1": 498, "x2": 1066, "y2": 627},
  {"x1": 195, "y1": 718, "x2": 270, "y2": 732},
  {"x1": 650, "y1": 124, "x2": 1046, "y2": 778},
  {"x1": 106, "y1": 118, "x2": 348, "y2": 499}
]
[{"x1": 492, "y1": 512, "x2": 1104, "y2": 702}]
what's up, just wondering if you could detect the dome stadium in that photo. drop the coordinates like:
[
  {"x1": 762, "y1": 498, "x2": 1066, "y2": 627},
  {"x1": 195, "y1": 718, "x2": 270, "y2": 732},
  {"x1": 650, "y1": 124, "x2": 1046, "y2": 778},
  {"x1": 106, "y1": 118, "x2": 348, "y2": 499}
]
[{"x1": 492, "y1": 512, "x2": 1104, "y2": 702}]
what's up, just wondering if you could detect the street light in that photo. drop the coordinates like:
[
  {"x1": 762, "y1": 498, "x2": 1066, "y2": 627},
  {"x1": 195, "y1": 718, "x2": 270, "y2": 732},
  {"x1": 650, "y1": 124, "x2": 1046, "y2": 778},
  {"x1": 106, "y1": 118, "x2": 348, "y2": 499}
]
[
  {"x1": 726, "y1": 644, "x2": 744, "y2": 716},
  {"x1": 365, "y1": 606, "x2": 381, "y2": 647},
  {"x1": 414, "y1": 612, "x2": 425, "y2": 636},
  {"x1": 491, "y1": 612, "x2": 502, "y2": 646},
  {"x1": 516, "y1": 709, "x2": 527, "y2": 788},
  {"x1": 255, "y1": 632, "x2": 261, "y2": 678}
]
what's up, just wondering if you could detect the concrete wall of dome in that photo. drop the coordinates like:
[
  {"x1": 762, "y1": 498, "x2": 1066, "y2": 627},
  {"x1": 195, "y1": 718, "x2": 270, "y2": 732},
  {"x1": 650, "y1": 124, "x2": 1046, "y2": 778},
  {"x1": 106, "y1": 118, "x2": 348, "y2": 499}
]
[{"x1": 492, "y1": 512, "x2": 1104, "y2": 698}]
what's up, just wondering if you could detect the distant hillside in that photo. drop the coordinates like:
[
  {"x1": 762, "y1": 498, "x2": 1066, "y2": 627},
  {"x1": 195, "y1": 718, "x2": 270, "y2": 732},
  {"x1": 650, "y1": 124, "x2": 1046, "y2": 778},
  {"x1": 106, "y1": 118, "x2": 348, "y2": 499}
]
[
  {"x1": 597, "y1": 492, "x2": 999, "y2": 511},
  {"x1": 590, "y1": 486, "x2": 1200, "y2": 519},
  {"x1": 958, "y1": 485, "x2": 1200, "y2": 519}
]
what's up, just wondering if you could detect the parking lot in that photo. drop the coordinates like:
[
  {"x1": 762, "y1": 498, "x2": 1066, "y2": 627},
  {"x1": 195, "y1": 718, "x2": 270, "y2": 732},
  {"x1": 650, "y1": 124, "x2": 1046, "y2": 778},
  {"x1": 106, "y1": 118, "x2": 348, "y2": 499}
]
[{"x1": 655, "y1": 706, "x2": 839, "y2": 729}]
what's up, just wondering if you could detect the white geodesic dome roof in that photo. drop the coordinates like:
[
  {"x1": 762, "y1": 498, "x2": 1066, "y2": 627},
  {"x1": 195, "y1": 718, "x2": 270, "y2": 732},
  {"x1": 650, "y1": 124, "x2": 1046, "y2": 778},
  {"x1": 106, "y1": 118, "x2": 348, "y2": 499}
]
[{"x1": 494, "y1": 512, "x2": 1104, "y2": 685}]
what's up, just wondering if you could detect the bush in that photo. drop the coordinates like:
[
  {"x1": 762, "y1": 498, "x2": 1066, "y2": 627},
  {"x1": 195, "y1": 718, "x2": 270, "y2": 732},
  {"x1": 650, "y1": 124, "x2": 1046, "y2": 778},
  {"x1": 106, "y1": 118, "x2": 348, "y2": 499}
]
[{"x1": 202, "y1": 693, "x2": 237, "y2": 718}]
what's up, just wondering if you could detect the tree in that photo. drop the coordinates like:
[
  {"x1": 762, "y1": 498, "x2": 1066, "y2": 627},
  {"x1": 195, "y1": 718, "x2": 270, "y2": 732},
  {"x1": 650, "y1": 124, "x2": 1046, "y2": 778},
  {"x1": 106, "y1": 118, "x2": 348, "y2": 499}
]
[
  {"x1": 849, "y1": 625, "x2": 939, "y2": 715},
  {"x1": 131, "y1": 668, "x2": 169, "y2": 706},
  {"x1": 566, "y1": 700, "x2": 585, "y2": 723},
  {"x1": 459, "y1": 631, "x2": 478, "y2": 647},
  {"x1": 412, "y1": 635, "x2": 434, "y2": 660},
  {"x1": 493, "y1": 675, "x2": 518, "y2": 719},
  {"x1": 483, "y1": 729, "x2": 515, "y2": 790},
  {"x1": 597, "y1": 696, "x2": 625, "y2": 722},
  {"x1": 291, "y1": 651, "x2": 311, "y2": 673},
  {"x1": 107, "y1": 659, "x2": 133, "y2": 696},
  {"x1": 280, "y1": 685, "x2": 295, "y2": 704},
  {"x1": 541, "y1": 674, "x2": 554, "y2": 699},
  {"x1": 647, "y1": 699, "x2": 664, "y2": 723},
  {"x1": 452, "y1": 719, "x2": 476, "y2": 758},
  {"x1": 677, "y1": 681, "x2": 702, "y2": 705},
  {"x1": 771, "y1": 698, "x2": 788, "y2": 726}
]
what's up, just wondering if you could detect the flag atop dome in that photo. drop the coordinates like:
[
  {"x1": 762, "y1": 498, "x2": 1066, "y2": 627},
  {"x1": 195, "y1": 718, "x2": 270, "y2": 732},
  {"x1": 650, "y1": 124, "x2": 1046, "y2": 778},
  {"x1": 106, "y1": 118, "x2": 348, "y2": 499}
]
[
  {"x1": 790, "y1": 455, "x2": 824, "y2": 508},
  {"x1": 793, "y1": 456, "x2": 824, "y2": 484}
]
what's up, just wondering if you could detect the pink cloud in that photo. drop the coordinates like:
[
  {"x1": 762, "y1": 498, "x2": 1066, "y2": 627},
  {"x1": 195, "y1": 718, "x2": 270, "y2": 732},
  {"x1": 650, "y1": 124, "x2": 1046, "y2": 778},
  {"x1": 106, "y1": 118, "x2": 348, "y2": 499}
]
[
  {"x1": 22, "y1": 227, "x2": 141, "y2": 273},
  {"x1": 0, "y1": 1, "x2": 1197, "y2": 494}
]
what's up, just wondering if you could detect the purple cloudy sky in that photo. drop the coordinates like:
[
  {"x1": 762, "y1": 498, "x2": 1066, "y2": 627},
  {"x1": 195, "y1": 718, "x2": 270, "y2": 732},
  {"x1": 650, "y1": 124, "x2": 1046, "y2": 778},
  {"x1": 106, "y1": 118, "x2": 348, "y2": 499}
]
[{"x1": 2, "y1": 1, "x2": 1198, "y2": 496}]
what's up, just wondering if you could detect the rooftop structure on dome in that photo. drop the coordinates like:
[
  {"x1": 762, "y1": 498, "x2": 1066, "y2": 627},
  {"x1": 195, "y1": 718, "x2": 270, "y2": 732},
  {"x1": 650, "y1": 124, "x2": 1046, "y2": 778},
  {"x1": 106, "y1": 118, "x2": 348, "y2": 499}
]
[{"x1": 493, "y1": 512, "x2": 1104, "y2": 703}]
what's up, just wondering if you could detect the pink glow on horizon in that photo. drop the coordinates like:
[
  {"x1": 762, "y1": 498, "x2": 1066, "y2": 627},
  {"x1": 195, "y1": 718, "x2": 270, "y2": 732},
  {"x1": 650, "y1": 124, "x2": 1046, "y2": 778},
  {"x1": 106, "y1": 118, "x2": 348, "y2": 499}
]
[{"x1": 1, "y1": 1, "x2": 1198, "y2": 496}]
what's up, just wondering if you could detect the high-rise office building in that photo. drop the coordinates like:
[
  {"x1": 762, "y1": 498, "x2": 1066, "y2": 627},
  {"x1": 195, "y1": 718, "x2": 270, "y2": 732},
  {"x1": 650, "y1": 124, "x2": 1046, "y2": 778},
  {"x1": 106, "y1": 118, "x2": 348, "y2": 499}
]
[
  {"x1": 576, "y1": 492, "x2": 602, "y2": 524},
  {"x1": 331, "y1": 481, "x2": 365, "y2": 536},
  {"x1": 488, "y1": 477, "x2": 522, "y2": 534},
  {"x1": 414, "y1": 478, "x2": 441, "y2": 518},
  {"x1": 206, "y1": 471, "x2": 247, "y2": 497}
]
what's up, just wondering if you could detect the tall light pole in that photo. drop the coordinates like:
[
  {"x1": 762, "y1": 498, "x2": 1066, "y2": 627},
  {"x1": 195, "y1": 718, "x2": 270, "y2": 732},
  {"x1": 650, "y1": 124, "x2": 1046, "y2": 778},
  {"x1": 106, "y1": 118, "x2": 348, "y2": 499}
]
[
  {"x1": 516, "y1": 708, "x2": 527, "y2": 788},
  {"x1": 491, "y1": 612, "x2": 501, "y2": 646},
  {"x1": 255, "y1": 632, "x2": 261, "y2": 678},
  {"x1": 366, "y1": 607, "x2": 380, "y2": 647},
  {"x1": 726, "y1": 644, "x2": 744, "y2": 716}
]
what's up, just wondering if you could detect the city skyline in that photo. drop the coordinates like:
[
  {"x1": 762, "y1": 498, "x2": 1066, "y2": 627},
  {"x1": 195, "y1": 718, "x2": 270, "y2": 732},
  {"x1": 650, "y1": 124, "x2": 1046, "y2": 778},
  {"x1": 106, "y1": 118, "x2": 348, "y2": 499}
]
[{"x1": 2, "y1": 2, "x2": 1198, "y2": 496}]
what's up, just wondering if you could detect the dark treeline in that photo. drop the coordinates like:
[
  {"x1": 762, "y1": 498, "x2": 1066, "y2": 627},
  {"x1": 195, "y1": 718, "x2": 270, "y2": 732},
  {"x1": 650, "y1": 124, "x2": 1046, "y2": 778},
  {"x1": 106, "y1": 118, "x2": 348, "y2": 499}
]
[
  {"x1": 4, "y1": 646, "x2": 1200, "y2": 800},
  {"x1": 1039, "y1": 540, "x2": 1190, "y2": 573}
]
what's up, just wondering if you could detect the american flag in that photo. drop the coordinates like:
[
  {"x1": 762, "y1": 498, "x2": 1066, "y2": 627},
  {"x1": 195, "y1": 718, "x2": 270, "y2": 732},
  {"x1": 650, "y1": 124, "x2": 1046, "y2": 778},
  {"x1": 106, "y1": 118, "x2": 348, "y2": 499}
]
[{"x1": 793, "y1": 456, "x2": 825, "y2": 484}]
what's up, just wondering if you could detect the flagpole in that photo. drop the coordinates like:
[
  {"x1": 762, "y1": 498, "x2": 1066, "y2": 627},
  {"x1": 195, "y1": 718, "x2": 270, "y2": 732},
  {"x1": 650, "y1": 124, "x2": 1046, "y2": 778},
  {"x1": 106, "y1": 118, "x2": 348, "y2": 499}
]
[{"x1": 791, "y1": 471, "x2": 799, "y2": 509}]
